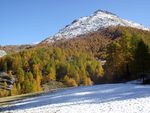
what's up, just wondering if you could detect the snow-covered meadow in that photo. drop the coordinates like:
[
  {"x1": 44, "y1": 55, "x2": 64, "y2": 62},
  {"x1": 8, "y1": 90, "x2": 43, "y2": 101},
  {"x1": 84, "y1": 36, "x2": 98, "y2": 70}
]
[{"x1": 0, "y1": 82, "x2": 150, "y2": 113}]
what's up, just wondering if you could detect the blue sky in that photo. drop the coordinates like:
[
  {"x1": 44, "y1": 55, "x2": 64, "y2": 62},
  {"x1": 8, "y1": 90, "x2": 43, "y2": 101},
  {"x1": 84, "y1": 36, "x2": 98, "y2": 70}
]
[{"x1": 0, "y1": 0, "x2": 150, "y2": 45}]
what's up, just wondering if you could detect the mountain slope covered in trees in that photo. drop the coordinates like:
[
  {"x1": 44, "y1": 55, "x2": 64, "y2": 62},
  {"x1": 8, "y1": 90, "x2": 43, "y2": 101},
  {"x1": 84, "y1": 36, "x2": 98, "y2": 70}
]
[
  {"x1": 0, "y1": 26, "x2": 150, "y2": 97},
  {"x1": 48, "y1": 26, "x2": 150, "y2": 82},
  {"x1": 0, "y1": 46, "x2": 103, "y2": 97}
]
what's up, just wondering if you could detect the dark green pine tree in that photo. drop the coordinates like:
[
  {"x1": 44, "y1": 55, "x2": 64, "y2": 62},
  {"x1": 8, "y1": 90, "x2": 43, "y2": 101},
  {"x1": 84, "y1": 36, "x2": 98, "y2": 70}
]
[{"x1": 134, "y1": 40, "x2": 150, "y2": 78}]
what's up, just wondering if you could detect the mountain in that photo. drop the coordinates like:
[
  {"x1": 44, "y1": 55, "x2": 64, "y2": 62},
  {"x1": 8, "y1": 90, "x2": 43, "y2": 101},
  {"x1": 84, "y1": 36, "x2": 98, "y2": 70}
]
[{"x1": 41, "y1": 10, "x2": 150, "y2": 43}]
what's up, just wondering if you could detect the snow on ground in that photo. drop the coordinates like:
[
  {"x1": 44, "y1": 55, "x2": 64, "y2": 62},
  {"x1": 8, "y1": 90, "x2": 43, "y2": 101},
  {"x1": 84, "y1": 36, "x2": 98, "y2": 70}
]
[{"x1": 0, "y1": 83, "x2": 150, "y2": 113}]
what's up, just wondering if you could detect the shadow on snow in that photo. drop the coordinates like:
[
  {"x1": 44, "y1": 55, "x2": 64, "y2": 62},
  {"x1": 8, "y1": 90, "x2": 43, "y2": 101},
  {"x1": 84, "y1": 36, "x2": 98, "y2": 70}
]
[{"x1": 0, "y1": 83, "x2": 150, "y2": 112}]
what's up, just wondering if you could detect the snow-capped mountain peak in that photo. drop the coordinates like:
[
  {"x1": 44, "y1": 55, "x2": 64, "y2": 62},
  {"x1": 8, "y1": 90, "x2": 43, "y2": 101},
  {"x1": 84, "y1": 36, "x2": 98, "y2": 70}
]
[
  {"x1": 42, "y1": 10, "x2": 150, "y2": 43},
  {"x1": 94, "y1": 9, "x2": 117, "y2": 17}
]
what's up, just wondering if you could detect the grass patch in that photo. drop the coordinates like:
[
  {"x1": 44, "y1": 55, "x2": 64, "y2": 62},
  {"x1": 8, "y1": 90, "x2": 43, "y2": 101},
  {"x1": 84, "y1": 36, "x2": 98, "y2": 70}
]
[{"x1": 0, "y1": 91, "x2": 48, "y2": 106}]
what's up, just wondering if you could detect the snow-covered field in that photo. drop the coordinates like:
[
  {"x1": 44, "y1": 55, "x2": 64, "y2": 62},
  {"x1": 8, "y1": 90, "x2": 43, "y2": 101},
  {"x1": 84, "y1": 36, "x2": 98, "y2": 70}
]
[{"x1": 0, "y1": 82, "x2": 150, "y2": 113}]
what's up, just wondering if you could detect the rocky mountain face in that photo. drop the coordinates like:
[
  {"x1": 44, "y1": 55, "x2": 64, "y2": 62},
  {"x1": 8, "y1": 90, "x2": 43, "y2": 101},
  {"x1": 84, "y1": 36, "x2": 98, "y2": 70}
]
[
  {"x1": 0, "y1": 45, "x2": 33, "y2": 55},
  {"x1": 41, "y1": 10, "x2": 150, "y2": 43}
]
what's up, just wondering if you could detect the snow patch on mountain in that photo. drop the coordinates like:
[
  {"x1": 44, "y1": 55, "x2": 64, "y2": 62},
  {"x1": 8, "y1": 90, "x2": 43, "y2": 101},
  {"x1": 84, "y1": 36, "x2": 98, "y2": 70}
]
[
  {"x1": 42, "y1": 10, "x2": 150, "y2": 43},
  {"x1": 0, "y1": 50, "x2": 7, "y2": 57}
]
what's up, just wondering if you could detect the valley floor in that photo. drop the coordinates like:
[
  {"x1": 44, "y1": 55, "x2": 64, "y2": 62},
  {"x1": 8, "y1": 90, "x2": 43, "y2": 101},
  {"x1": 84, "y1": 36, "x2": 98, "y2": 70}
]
[{"x1": 0, "y1": 82, "x2": 150, "y2": 113}]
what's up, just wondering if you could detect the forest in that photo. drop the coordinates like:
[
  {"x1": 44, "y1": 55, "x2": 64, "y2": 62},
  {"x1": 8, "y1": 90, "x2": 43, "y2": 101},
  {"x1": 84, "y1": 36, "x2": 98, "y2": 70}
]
[
  {"x1": 0, "y1": 47, "x2": 103, "y2": 97},
  {"x1": 105, "y1": 29, "x2": 150, "y2": 82}
]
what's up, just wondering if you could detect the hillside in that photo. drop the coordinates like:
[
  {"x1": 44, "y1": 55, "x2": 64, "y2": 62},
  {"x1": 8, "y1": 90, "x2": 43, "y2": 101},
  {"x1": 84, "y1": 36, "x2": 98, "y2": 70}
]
[
  {"x1": 0, "y1": 82, "x2": 150, "y2": 113},
  {"x1": 1, "y1": 26, "x2": 150, "y2": 97},
  {"x1": 50, "y1": 26, "x2": 150, "y2": 59},
  {"x1": 0, "y1": 46, "x2": 104, "y2": 97},
  {"x1": 50, "y1": 26, "x2": 150, "y2": 82}
]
